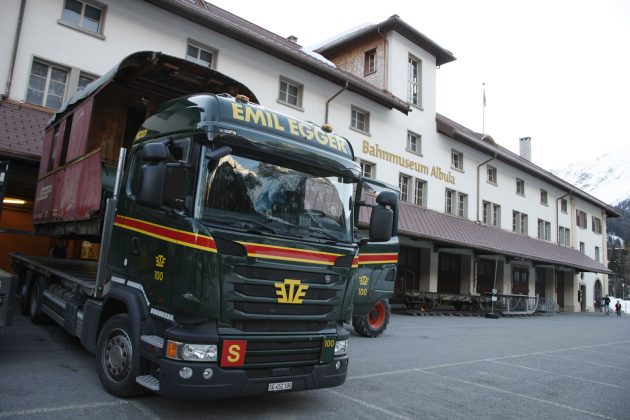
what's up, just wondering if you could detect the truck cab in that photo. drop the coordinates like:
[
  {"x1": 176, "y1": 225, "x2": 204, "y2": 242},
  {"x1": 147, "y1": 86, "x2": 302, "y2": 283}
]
[{"x1": 11, "y1": 52, "x2": 398, "y2": 399}]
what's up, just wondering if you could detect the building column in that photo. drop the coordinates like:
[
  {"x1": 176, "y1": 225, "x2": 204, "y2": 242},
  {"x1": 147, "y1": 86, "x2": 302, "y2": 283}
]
[
  {"x1": 428, "y1": 249, "x2": 439, "y2": 292},
  {"x1": 545, "y1": 268, "x2": 555, "y2": 301},
  {"x1": 564, "y1": 273, "x2": 578, "y2": 312}
]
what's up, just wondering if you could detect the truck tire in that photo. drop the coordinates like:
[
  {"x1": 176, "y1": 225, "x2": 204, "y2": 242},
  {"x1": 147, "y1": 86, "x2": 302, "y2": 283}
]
[
  {"x1": 96, "y1": 314, "x2": 147, "y2": 397},
  {"x1": 352, "y1": 299, "x2": 391, "y2": 338},
  {"x1": 28, "y1": 277, "x2": 49, "y2": 324}
]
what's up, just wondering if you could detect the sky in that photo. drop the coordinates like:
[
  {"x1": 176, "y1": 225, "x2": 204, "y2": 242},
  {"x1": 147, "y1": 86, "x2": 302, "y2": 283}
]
[{"x1": 207, "y1": 0, "x2": 630, "y2": 171}]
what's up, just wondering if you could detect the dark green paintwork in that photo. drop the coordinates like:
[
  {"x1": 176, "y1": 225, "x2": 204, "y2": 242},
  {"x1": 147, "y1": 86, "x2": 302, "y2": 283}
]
[
  {"x1": 108, "y1": 93, "x2": 362, "y2": 333},
  {"x1": 352, "y1": 238, "x2": 399, "y2": 316}
]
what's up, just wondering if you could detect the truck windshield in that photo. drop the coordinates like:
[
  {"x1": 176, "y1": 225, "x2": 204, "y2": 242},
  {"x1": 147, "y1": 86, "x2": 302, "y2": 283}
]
[{"x1": 196, "y1": 151, "x2": 353, "y2": 243}]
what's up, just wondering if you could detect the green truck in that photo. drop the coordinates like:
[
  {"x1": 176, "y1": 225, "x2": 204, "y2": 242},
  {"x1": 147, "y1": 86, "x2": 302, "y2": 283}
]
[{"x1": 10, "y1": 52, "x2": 398, "y2": 399}]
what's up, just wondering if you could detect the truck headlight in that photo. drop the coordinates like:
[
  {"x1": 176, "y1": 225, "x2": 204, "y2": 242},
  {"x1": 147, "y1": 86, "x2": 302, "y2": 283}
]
[
  {"x1": 166, "y1": 340, "x2": 218, "y2": 362},
  {"x1": 334, "y1": 339, "x2": 348, "y2": 356}
]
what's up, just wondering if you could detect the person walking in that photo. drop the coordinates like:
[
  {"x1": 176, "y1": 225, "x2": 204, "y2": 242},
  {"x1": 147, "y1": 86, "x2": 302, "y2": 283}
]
[
  {"x1": 604, "y1": 295, "x2": 611, "y2": 316},
  {"x1": 615, "y1": 300, "x2": 622, "y2": 316}
]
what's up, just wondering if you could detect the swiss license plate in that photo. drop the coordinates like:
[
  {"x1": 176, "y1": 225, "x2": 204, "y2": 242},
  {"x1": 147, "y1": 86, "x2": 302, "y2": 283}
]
[{"x1": 268, "y1": 381, "x2": 293, "y2": 392}]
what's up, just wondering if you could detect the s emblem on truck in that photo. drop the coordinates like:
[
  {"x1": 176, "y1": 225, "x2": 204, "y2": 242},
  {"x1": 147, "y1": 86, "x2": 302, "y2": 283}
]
[{"x1": 274, "y1": 279, "x2": 309, "y2": 304}]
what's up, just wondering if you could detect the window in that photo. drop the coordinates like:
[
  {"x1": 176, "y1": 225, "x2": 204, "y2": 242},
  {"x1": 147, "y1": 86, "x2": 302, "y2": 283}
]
[
  {"x1": 399, "y1": 174, "x2": 411, "y2": 202},
  {"x1": 595, "y1": 246, "x2": 600, "y2": 262},
  {"x1": 78, "y1": 72, "x2": 96, "y2": 91},
  {"x1": 278, "y1": 77, "x2": 303, "y2": 109},
  {"x1": 512, "y1": 211, "x2": 528, "y2": 234},
  {"x1": 579, "y1": 242, "x2": 585, "y2": 254},
  {"x1": 351, "y1": 106, "x2": 370, "y2": 133},
  {"x1": 592, "y1": 216, "x2": 602, "y2": 234},
  {"x1": 446, "y1": 189, "x2": 467, "y2": 217},
  {"x1": 445, "y1": 189, "x2": 454, "y2": 214},
  {"x1": 483, "y1": 201, "x2": 501, "y2": 227},
  {"x1": 457, "y1": 193, "x2": 468, "y2": 218},
  {"x1": 360, "y1": 161, "x2": 375, "y2": 179},
  {"x1": 414, "y1": 179, "x2": 427, "y2": 207},
  {"x1": 537, "y1": 219, "x2": 551, "y2": 241},
  {"x1": 561, "y1": 198, "x2": 568, "y2": 213},
  {"x1": 576, "y1": 209, "x2": 587, "y2": 229},
  {"x1": 364, "y1": 49, "x2": 376, "y2": 75},
  {"x1": 451, "y1": 149, "x2": 463, "y2": 171},
  {"x1": 186, "y1": 42, "x2": 216, "y2": 68},
  {"x1": 407, "y1": 131, "x2": 421, "y2": 155},
  {"x1": 487, "y1": 166, "x2": 497, "y2": 184},
  {"x1": 61, "y1": 0, "x2": 104, "y2": 34},
  {"x1": 408, "y1": 55, "x2": 421, "y2": 106},
  {"x1": 516, "y1": 178, "x2": 525, "y2": 196},
  {"x1": 559, "y1": 226, "x2": 571, "y2": 246},
  {"x1": 540, "y1": 189, "x2": 548, "y2": 206},
  {"x1": 26, "y1": 60, "x2": 68, "y2": 109}
]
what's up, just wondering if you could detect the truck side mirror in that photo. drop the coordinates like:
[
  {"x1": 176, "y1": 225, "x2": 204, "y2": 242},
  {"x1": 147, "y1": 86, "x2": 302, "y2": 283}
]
[
  {"x1": 135, "y1": 143, "x2": 168, "y2": 209},
  {"x1": 369, "y1": 206, "x2": 393, "y2": 242},
  {"x1": 136, "y1": 164, "x2": 166, "y2": 209},
  {"x1": 368, "y1": 191, "x2": 398, "y2": 242},
  {"x1": 142, "y1": 143, "x2": 168, "y2": 161}
]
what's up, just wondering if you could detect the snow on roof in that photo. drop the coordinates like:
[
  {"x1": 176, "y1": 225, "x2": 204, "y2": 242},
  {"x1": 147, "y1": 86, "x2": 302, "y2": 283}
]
[
  {"x1": 307, "y1": 22, "x2": 376, "y2": 52},
  {"x1": 300, "y1": 48, "x2": 336, "y2": 68}
]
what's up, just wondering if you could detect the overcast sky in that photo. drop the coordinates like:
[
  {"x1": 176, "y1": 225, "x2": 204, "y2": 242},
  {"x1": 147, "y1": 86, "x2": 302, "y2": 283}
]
[{"x1": 209, "y1": 0, "x2": 630, "y2": 170}]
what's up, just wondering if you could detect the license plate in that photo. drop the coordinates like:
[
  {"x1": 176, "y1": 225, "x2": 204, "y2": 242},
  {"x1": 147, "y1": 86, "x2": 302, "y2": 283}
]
[{"x1": 268, "y1": 381, "x2": 293, "y2": 392}]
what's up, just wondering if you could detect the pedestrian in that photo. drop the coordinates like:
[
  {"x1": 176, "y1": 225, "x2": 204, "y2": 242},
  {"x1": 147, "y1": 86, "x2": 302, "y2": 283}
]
[
  {"x1": 604, "y1": 295, "x2": 611, "y2": 316},
  {"x1": 615, "y1": 300, "x2": 622, "y2": 316}
]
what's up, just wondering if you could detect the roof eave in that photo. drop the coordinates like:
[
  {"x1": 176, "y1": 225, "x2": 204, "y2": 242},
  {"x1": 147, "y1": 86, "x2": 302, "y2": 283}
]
[
  {"x1": 436, "y1": 115, "x2": 621, "y2": 218},
  {"x1": 143, "y1": 0, "x2": 410, "y2": 114},
  {"x1": 315, "y1": 15, "x2": 456, "y2": 66}
]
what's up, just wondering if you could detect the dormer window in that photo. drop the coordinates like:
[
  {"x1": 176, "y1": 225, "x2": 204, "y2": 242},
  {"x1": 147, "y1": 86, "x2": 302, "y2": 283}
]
[{"x1": 364, "y1": 49, "x2": 376, "y2": 75}]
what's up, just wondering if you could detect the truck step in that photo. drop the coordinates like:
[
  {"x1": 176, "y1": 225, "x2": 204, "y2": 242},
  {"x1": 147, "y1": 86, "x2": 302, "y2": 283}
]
[
  {"x1": 136, "y1": 375, "x2": 160, "y2": 391},
  {"x1": 141, "y1": 335, "x2": 164, "y2": 349}
]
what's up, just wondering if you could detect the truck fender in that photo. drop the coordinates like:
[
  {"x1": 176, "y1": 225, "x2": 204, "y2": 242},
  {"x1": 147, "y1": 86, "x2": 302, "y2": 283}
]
[{"x1": 80, "y1": 283, "x2": 150, "y2": 354}]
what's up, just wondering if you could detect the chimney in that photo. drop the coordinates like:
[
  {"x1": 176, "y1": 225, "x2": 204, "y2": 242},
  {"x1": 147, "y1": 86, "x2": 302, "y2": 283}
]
[
  {"x1": 287, "y1": 35, "x2": 298, "y2": 44},
  {"x1": 519, "y1": 137, "x2": 531, "y2": 161}
]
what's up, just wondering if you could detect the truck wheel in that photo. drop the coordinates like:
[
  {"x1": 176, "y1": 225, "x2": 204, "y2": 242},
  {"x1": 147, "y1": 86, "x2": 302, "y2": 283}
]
[
  {"x1": 96, "y1": 314, "x2": 147, "y2": 397},
  {"x1": 352, "y1": 299, "x2": 391, "y2": 338},
  {"x1": 28, "y1": 277, "x2": 48, "y2": 324}
]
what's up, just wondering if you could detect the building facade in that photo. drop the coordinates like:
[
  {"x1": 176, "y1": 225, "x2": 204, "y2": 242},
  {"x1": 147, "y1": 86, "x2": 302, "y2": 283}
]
[{"x1": 0, "y1": 0, "x2": 617, "y2": 311}]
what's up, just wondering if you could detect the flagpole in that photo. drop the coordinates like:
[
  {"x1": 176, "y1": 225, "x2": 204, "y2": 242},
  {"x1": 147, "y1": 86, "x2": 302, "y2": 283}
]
[{"x1": 482, "y1": 82, "x2": 486, "y2": 135}]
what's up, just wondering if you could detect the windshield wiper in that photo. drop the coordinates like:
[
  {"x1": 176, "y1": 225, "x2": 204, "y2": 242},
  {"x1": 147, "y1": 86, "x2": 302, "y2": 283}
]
[{"x1": 204, "y1": 215, "x2": 277, "y2": 235}]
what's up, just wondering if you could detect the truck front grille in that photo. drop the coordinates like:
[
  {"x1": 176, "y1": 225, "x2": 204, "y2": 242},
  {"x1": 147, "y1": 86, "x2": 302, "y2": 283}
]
[
  {"x1": 244, "y1": 338, "x2": 322, "y2": 369},
  {"x1": 229, "y1": 265, "x2": 342, "y2": 322}
]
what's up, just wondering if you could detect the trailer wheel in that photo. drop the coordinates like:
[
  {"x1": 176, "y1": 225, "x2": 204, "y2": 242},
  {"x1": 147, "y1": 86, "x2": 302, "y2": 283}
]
[
  {"x1": 352, "y1": 299, "x2": 391, "y2": 338},
  {"x1": 28, "y1": 277, "x2": 48, "y2": 324},
  {"x1": 96, "y1": 314, "x2": 147, "y2": 397}
]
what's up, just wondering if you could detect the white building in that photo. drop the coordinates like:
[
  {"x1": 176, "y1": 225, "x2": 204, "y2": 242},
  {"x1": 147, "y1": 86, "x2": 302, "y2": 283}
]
[{"x1": 0, "y1": 0, "x2": 617, "y2": 312}]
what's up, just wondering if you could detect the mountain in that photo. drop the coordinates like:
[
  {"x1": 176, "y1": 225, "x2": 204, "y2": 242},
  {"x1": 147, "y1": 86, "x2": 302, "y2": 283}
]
[{"x1": 552, "y1": 148, "x2": 630, "y2": 206}]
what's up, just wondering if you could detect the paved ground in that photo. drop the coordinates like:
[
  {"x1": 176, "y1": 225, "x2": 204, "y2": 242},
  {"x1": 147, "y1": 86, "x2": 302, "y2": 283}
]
[{"x1": 1, "y1": 311, "x2": 629, "y2": 419}]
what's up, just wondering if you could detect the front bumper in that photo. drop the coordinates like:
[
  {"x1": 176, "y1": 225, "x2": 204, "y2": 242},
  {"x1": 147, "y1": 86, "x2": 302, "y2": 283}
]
[{"x1": 155, "y1": 356, "x2": 348, "y2": 400}]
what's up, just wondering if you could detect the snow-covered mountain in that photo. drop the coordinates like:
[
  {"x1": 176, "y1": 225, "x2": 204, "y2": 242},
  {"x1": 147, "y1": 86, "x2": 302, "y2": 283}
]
[{"x1": 552, "y1": 148, "x2": 630, "y2": 206}]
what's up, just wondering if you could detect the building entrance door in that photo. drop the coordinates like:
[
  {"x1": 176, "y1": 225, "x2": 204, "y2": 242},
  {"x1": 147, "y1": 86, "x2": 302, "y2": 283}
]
[
  {"x1": 512, "y1": 267, "x2": 529, "y2": 295},
  {"x1": 477, "y1": 259, "x2": 495, "y2": 294},
  {"x1": 594, "y1": 279, "x2": 602, "y2": 311},
  {"x1": 438, "y1": 253, "x2": 461, "y2": 294},
  {"x1": 580, "y1": 284, "x2": 586, "y2": 311}
]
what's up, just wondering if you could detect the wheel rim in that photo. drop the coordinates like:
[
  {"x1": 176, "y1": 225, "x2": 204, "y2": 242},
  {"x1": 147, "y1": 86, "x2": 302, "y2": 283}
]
[
  {"x1": 368, "y1": 301, "x2": 386, "y2": 329},
  {"x1": 102, "y1": 328, "x2": 133, "y2": 382}
]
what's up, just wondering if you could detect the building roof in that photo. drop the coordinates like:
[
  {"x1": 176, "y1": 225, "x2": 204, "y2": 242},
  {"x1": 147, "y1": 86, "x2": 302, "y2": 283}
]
[
  {"x1": 395, "y1": 201, "x2": 612, "y2": 274},
  {"x1": 436, "y1": 113, "x2": 620, "y2": 218},
  {"x1": 314, "y1": 15, "x2": 456, "y2": 66},
  {"x1": 0, "y1": 101, "x2": 51, "y2": 162},
  {"x1": 144, "y1": 0, "x2": 411, "y2": 114}
]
